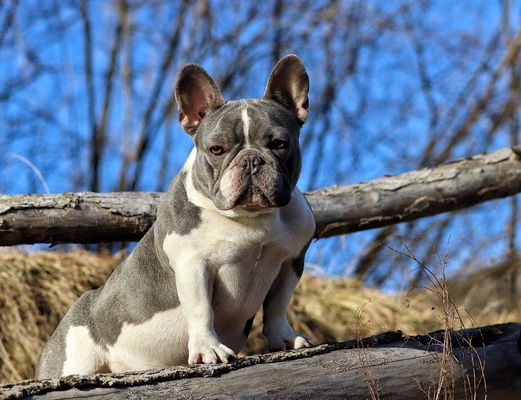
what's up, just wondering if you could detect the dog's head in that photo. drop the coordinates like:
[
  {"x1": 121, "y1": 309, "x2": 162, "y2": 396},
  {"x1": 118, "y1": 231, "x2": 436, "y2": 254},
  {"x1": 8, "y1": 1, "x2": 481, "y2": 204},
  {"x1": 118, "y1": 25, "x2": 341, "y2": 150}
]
[{"x1": 175, "y1": 55, "x2": 309, "y2": 211}]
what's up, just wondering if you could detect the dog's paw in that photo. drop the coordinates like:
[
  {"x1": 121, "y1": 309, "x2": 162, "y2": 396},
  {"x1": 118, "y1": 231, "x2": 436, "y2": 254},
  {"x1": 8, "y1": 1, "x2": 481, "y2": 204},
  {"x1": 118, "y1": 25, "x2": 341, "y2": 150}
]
[
  {"x1": 267, "y1": 333, "x2": 313, "y2": 351},
  {"x1": 263, "y1": 318, "x2": 314, "y2": 351},
  {"x1": 293, "y1": 335, "x2": 314, "y2": 349},
  {"x1": 188, "y1": 338, "x2": 236, "y2": 365}
]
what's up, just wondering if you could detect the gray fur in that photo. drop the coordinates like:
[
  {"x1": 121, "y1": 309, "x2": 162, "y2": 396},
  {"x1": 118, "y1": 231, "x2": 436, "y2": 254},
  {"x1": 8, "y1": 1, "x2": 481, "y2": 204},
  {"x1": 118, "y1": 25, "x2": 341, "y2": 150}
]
[
  {"x1": 243, "y1": 317, "x2": 255, "y2": 338},
  {"x1": 35, "y1": 305, "x2": 70, "y2": 378},
  {"x1": 158, "y1": 171, "x2": 202, "y2": 236},
  {"x1": 175, "y1": 63, "x2": 225, "y2": 135},
  {"x1": 36, "y1": 288, "x2": 107, "y2": 377},
  {"x1": 37, "y1": 174, "x2": 199, "y2": 354},
  {"x1": 37, "y1": 170, "x2": 207, "y2": 376},
  {"x1": 88, "y1": 228, "x2": 180, "y2": 346},
  {"x1": 264, "y1": 54, "x2": 309, "y2": 124},
  {"x1": 290, "y1": 244, "x2": 309, "y2": 279},
  {"x1": 36, "y1": 179, "x2": 197, "y2": 375}
]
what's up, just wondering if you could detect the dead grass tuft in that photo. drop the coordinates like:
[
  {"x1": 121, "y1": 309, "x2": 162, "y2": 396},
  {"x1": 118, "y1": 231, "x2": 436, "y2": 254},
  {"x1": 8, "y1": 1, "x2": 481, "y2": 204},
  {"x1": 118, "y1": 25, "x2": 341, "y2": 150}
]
[{"x1": 0, "y1": 249, "x2": 120, "y2": 382}]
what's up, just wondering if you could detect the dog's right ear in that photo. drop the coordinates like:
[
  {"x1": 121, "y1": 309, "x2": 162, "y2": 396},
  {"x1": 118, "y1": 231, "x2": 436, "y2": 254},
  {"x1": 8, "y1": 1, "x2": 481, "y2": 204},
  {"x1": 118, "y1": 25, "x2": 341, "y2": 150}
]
[{"x1": 175, "y1": 64, "x2": 225, "y2": 135}]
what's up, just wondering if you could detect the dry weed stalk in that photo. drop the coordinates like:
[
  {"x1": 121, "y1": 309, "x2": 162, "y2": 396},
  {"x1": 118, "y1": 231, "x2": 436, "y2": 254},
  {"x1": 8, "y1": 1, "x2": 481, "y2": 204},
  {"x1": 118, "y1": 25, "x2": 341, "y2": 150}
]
[
  {"x1": 386, "y1": 242, "x2": 487, "y2": 399},
  {"x1": 355, "y1": 301, "x2": 381, "y2": 400}
]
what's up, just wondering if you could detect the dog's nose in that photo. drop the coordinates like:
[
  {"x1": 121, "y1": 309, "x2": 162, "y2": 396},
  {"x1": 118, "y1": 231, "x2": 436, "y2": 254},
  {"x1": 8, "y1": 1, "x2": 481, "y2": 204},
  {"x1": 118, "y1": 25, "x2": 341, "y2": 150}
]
[{"x1": 240, "y1": 154, "x2": 265, "y2": 174}]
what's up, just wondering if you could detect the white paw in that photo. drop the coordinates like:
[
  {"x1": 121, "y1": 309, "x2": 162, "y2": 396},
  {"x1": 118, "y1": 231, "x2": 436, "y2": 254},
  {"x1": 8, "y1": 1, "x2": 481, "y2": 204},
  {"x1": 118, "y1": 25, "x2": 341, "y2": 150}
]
[
  {"x1": 293, "y1": 335, "x2": 313, "y2": 349},
  {"x1": 263, "y1": 318, "x2": 314, "y2": 351},
  {"x1": 267, "y1": 333, "x2": 313, "y2": 351},
  {"x1": 188, "y1": 338, "x2": 236, "y2": 365}
]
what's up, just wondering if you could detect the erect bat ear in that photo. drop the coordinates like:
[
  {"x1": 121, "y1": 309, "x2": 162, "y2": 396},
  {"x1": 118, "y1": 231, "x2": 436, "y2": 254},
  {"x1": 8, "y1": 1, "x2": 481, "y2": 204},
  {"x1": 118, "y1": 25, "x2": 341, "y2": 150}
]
[
  {"x1": 175, "y1": 64, "x2": 225, "y2": 135},
  {"x1": 264, "y1": 54, "x2": 309, "y2": 125}
]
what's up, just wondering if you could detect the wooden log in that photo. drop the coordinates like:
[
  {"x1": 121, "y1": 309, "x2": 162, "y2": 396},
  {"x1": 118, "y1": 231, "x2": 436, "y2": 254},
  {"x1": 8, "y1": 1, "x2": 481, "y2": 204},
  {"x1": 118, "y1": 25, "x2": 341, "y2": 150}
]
[
  {"x1": 1, "y1": 323, "x2": 520, "y2": 399},
  {"x1": 1, "y1": 146, "x2": 521, "y2": 245},
  {"x1": 0, "y1": 192, "x2": 162, "y2": 245}
]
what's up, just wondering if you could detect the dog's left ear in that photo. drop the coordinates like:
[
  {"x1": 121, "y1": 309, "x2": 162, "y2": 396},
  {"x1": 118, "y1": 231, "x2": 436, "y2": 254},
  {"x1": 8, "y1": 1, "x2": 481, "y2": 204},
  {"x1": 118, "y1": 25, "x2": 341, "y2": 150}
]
[
  {"x1": 175, "y1": 64, "x2": 225, "y2": 135},
  {"x1": 264, "y1": 54, "x2": 309, "y2": 125}
]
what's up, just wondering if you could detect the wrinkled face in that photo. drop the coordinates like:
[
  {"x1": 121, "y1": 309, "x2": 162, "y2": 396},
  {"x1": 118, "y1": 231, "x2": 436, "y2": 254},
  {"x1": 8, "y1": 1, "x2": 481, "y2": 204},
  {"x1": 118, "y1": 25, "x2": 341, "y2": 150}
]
[{"x1": 191, "y1": 99, "x2": 302, "y2": 211}]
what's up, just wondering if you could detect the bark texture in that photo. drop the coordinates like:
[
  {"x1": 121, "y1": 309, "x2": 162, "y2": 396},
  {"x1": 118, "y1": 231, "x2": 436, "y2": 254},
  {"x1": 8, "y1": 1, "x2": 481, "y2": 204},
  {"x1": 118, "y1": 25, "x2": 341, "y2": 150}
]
[
  {"x1": 1, "y1": 146, "x2": 521, "y2": 245},
  {"x1": 0, "y1": 192, "x2": 162, "y2": 245},
  {"x1": 1, "y1": 323, "x2": 520, "y2": 399}
]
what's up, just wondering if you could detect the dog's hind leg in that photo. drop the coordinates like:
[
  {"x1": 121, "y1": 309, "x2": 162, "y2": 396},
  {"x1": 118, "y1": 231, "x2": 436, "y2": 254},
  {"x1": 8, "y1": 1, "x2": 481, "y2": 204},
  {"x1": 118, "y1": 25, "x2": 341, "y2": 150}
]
[
  {"x1": 36, "y1": 290, "x2": 108, "y2": 378},
  {"x1": 61, "y1": 325, "x2": 107, "y2": 376}
]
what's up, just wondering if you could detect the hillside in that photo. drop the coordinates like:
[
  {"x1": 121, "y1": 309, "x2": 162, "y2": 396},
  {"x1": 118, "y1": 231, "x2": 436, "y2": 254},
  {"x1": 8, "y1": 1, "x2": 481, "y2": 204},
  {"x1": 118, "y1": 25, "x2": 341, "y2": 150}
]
[{"x1": 0, "y1": 249, "x2": 518, "y2": 383}]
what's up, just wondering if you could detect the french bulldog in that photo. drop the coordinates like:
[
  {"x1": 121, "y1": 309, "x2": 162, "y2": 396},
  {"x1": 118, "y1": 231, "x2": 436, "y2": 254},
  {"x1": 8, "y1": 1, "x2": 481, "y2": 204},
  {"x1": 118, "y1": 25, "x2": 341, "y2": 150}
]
[{"x1": 36, "y1": 54, "x2": 315, "y2": 378}]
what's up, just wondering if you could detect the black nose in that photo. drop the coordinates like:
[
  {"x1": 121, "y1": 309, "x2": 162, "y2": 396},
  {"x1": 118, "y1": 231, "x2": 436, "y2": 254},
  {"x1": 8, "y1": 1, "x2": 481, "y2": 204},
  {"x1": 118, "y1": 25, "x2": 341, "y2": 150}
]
[{"x1": 240, "y1": 154, "x2": 265, "y2": 174}]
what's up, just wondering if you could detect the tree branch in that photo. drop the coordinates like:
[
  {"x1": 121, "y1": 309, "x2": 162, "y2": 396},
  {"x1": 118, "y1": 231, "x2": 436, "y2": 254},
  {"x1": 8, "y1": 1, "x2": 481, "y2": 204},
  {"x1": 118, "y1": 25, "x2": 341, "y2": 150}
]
[{"x1": 1, "y1": 146, "x2": 521, "y2": 245}]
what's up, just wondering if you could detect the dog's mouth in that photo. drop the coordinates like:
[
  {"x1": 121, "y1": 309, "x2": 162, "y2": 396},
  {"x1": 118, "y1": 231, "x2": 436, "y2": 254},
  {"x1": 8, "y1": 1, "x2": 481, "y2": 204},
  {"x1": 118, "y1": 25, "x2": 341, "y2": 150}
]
[
  {"x1": 234, "y1": 184, "x2": 273, "y2": 208},
  {"x1": 215, "y1": 178, "x2": 284, "y2": 212}
]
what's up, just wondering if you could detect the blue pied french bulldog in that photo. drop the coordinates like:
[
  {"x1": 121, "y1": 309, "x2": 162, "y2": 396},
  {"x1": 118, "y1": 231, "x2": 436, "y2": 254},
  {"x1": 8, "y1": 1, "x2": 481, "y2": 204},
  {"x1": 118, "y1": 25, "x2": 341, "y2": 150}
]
[{"x1": 36, "y1": 55, "x2": 315, "y2": 378}]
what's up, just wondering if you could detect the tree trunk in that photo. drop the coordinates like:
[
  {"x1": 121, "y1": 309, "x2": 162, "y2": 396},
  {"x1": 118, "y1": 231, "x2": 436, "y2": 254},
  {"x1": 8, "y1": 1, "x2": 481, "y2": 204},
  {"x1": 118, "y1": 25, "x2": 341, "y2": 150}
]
[
  {"x1": 1, "y1": 323, "x2": 520, "y2": 399},
  {"x1": 1, "y1": 146, "x2": 521, "y2": 245}
]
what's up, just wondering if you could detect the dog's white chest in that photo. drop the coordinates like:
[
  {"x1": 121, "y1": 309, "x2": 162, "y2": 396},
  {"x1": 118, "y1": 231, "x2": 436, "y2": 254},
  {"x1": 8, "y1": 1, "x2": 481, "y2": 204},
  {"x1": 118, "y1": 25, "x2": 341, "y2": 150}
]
[
  {"x1": 211, "y1": 241, "x2": 283, "y2": 320},
  {"x1": 162, "y1": 187, "x2": 314, "y2": 318}
]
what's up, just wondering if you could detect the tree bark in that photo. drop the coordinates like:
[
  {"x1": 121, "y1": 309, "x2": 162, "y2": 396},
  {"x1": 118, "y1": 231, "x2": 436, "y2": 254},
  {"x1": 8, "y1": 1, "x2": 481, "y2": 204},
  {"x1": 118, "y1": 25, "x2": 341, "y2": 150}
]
[
  {"x1": 1, "y1": 323, "x2": 520, "y2": 399},
  {"x1": 1, "y1": 146, "x2": 521, "y2": 245}
]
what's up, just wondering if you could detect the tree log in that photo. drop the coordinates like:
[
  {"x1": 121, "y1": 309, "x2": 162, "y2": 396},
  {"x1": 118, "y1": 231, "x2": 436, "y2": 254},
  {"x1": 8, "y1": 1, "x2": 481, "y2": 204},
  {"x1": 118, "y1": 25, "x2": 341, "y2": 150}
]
[
  {"x1": 2, "y1": 146, "x2": 521, "y2": 245},
  {"x1": 1, "y1": 323, "x2": 520, "y2": 399}
]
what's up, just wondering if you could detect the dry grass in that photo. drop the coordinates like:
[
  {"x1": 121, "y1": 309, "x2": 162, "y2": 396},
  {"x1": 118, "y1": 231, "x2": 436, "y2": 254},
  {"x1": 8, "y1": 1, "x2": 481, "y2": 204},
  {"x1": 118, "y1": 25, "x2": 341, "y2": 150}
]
[
  {"x1": 0, "y1": 249, "x2": 120, "y2": 382},
  {"x1": 0, "y1": 249, "x2": 519, "y2": 384}
]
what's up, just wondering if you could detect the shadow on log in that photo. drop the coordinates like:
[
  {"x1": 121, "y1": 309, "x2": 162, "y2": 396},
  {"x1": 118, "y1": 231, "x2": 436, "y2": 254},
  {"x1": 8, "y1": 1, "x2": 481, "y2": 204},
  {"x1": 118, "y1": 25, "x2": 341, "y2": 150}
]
[{"x1": 1, "y1": 323, "x2": 520, "y2": 399}]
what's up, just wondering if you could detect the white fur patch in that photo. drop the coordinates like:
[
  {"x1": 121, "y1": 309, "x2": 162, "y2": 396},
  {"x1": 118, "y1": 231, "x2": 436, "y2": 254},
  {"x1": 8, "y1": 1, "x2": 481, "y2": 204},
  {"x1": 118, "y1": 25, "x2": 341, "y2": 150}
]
[
  {"x1": 62, "y1": 326, "x2": 106, "y2": 376},
  {"x1": 241, "y1": 107, "x2": 251, "y2": 147},
  {"x1": 218, "y1": 168, "x2": 235, "y2": 207},
  {"x1": 106, "y1": 308, "x2": 187, "y2": 371},
  {"x1": 182, "y1": 147, "x2": 197, "y2": 173}
]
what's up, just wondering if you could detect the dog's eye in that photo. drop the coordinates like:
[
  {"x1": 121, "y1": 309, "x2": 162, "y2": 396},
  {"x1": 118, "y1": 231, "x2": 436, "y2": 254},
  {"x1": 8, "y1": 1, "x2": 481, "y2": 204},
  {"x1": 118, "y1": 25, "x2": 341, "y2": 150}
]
[
  {"x1": 209, "y1": 145, "x2": 225, "y2": 156},
  {"x1": 269, "y1": 139, "x2": 289, "y2": 150}
]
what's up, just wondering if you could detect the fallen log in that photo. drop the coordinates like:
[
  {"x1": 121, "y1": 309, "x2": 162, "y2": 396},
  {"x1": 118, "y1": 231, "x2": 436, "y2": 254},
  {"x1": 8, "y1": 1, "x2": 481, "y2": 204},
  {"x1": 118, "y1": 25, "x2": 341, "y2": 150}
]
[
  {"x1": 1, "y1": 146, "x2": 521, "y2": 245},
  {"x1": 1, "y1": 323, "x2": 520, "y2": 399}
]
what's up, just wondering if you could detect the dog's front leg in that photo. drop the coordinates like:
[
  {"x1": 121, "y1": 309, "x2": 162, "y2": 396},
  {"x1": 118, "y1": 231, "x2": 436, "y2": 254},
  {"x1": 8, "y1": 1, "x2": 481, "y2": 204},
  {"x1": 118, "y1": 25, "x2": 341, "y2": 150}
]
[
  {"x1": 174, "y1": 258, "x2": 236, "y2": 364},
  {"x1": 262, "y1": 251, "x2": 313, "y2": 351}
]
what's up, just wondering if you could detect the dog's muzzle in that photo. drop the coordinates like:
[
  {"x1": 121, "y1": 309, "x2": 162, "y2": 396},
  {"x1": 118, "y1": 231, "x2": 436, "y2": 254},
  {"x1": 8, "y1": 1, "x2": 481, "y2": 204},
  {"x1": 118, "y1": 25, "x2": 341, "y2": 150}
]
[{"x1": 218, "y1": 150, "x2": 285, "y2": 210}]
